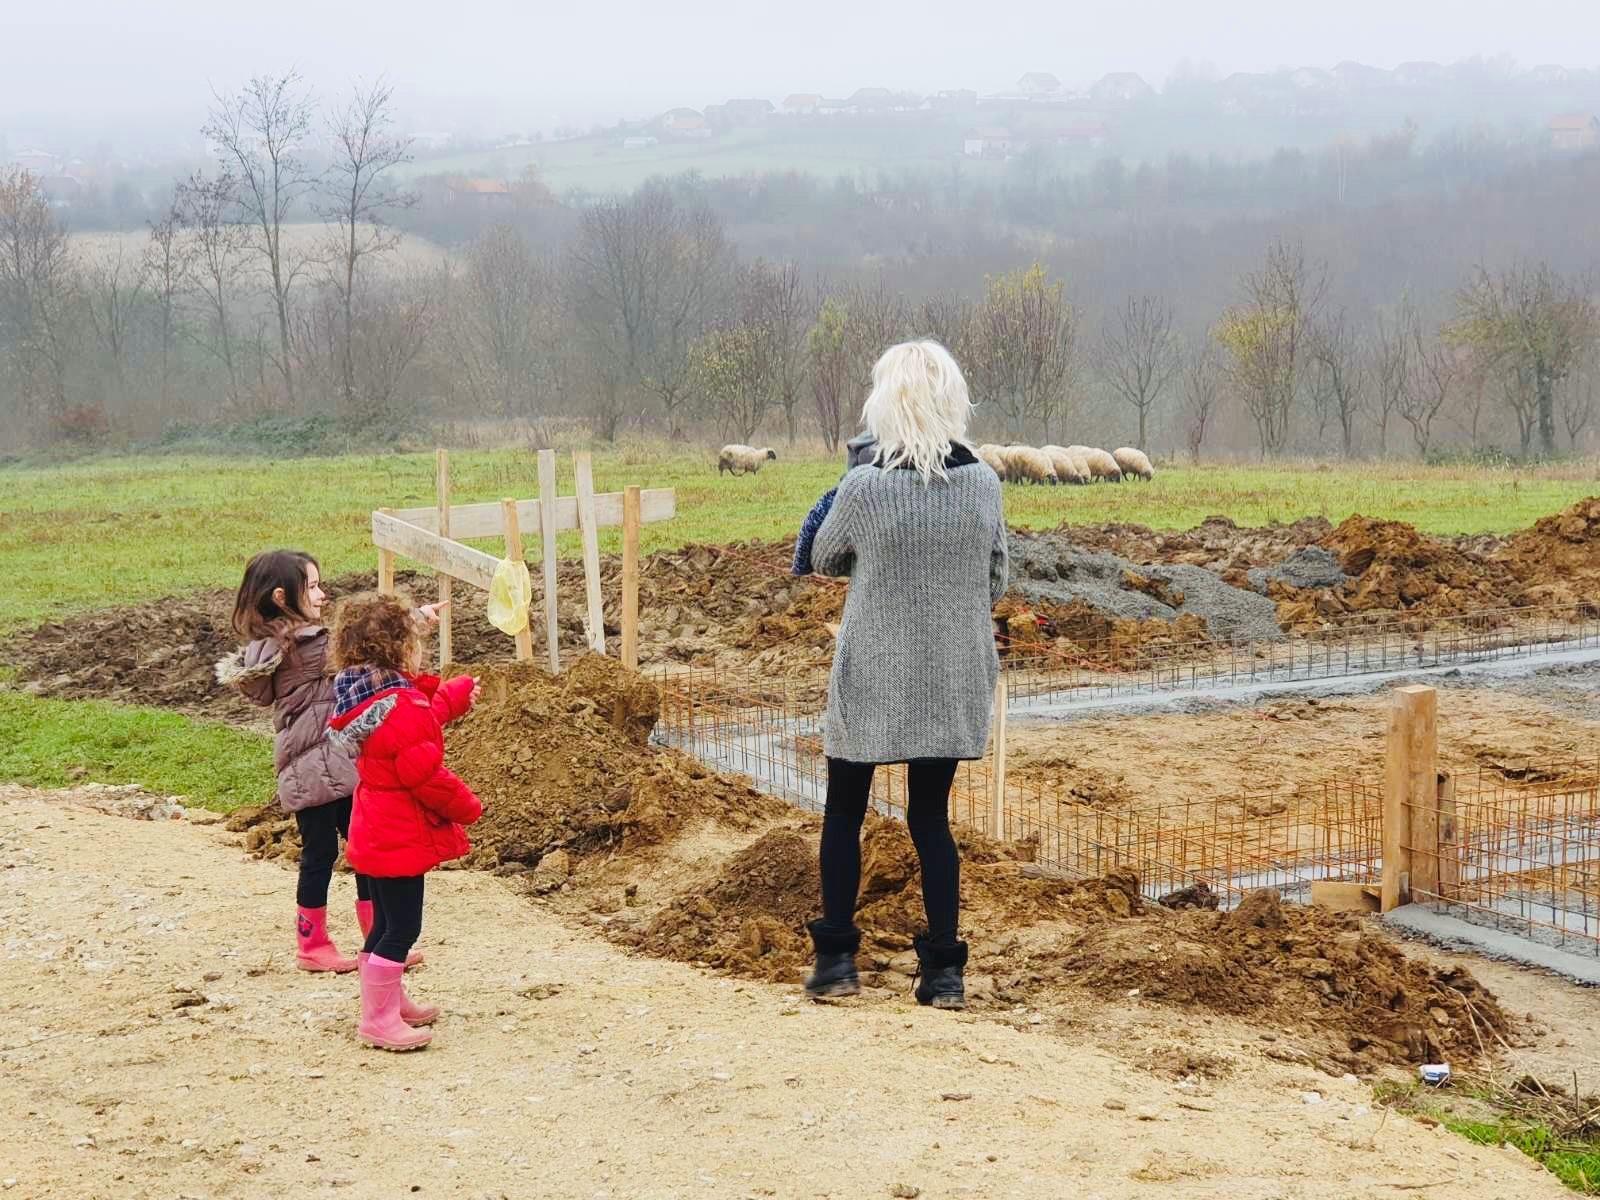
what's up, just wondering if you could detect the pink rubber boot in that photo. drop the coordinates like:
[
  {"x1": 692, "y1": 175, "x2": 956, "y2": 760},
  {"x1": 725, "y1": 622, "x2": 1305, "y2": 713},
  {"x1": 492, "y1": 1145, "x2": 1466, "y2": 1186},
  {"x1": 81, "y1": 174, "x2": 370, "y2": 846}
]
[
  {"x1": 356, "y1": 900, "x2": 424, "y2": 969},
  {"x1": 296, "y1": 907, "x2": 357, "y2": 973},
  {"x1": 357, "y1": 955, "x2": 433, "y2": 1051},
  {"x1": 358, "y1": 953, "x2": 439, "y2": 1026}
]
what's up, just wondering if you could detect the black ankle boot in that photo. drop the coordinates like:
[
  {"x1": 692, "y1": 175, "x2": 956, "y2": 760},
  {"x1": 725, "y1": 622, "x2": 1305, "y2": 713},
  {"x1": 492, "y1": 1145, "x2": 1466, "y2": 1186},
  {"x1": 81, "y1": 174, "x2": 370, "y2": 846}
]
[
  {"x1": 804, "y1": 920, "x2": 861, "y2": 999},
  {"x1": 912, "y1": 934, "x2": 968, "y2": 1010}
]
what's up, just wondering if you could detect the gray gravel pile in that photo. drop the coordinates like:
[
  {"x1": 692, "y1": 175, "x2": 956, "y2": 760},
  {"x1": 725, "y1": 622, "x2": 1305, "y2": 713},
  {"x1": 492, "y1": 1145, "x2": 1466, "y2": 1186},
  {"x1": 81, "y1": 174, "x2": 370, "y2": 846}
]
[
  {"x1": 1007, "y1": 533, "x2": 1286, "y2": 644},
  {"x1": 1247, "y1": 546, "x2": 1348, "y2": 592}
]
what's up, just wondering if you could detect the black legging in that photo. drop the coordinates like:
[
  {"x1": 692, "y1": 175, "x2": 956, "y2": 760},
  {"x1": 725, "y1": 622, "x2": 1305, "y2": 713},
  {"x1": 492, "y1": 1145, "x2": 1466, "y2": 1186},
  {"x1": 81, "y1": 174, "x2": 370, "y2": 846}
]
[
  {"x1": 362, "y1": 875, "x2": 425, "y2": 963},
  {"x1": 294, "y1": 796, "x2": 371, "y2": 908},
  {"x1": 819, "y1": 757, "x2": 961, "y2": 945}
]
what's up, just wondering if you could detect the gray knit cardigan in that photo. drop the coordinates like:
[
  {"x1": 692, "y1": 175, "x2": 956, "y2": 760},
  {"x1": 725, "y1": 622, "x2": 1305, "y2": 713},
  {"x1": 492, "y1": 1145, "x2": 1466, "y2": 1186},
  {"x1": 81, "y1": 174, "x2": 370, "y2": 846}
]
[{"x1": 811, "y1": 456, "x2": 1008, "y2": 763}]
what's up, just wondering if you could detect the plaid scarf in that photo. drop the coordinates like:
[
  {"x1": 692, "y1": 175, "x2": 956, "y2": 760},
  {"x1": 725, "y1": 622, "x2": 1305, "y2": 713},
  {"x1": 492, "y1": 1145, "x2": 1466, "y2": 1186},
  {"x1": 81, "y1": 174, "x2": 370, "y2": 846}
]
[{"x1": 332, "y1": 666, "x2": 414, "y2": 719}]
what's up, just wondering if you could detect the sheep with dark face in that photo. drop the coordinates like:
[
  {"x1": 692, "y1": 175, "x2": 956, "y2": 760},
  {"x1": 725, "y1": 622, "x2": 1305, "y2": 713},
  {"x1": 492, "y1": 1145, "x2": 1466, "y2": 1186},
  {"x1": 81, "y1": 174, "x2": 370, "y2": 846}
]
[
  {"x1": 999, "y1": 445, "x2": 1058, "y2": 485},
  {"x1": 976, "y1": 443, "x2": 1009, "y2": 480},
  {"x1": 1113, "y1": 446, "x2": 1155, "y2": 482},
  {"x1": 1041, "y1": 445, "x2": 1090, "y2": 485},
  {"x1": 717, "y1": 444, "x2": 778, "y2": 475}
]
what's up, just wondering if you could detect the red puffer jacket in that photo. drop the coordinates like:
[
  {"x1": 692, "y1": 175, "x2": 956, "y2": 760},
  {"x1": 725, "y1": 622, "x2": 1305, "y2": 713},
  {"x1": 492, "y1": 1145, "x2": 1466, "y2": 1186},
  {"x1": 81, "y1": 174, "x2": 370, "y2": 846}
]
[{"x1": 327, "y1": 673, "x2": 481, "y2": 877}]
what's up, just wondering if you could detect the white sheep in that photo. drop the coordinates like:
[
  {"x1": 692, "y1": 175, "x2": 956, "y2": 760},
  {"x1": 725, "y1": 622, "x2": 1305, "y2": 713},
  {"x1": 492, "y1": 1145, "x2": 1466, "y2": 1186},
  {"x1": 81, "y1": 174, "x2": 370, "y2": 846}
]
[
  {"x1": 975, "y1": 443, "x2": 1009, "y2": 480},
  {"x1": 717, "y1": 444, "x2": 777, "y2": 475},
  {"x1": 1068, "y1": 445, "x2": 1124, "y2": 483},
  {"x1": 1113, "y1": 447, "x2": 1155, "y2": 482},
  {"x1": 1041, "y1": 445, "x2": 1090, "y2": 485},
  {"x1": 1000, "y1": 445, "x2": 1058, "y2": 485}
]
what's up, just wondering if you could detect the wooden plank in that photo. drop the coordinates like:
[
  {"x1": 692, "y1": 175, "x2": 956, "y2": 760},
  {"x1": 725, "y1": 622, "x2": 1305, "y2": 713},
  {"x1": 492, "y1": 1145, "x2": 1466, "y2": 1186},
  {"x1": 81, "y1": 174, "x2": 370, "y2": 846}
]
[
  {"x1": 436, "y1": 450, "x2": 453, "y2": 670},
  {"x1": 392, "y1": 489, "x2": 675, "y2": 538},
  {"x1": 1381, "y1": 685, "x2": 1436, "y2": 912},
  {"x1": 501, "y1": 498, "x2": 533, "y2": 661},
  {"x1": 372, "y1": 511, "x2": 498, "y2": 591},
  {"x1": 537, "y1": 449, "x2": 560, "y2": 674},
  {"x1": 1310, "y1": 881, "x2": 1381, "y2": 913},
  {"x1": 989, "y1": 675, "x2": 1008, "y2": 839},
  {"x1": 621, "y1": 485, "x2": 641, "y2": 671},
  {"x1": 574, "y1": 451, "x2": 605, "y2": 655},
  {"x1": 1436, "y1": 773, "x2": 1459, "y2": 902},
  {"x1": 377, "y1": 507, "x2": 396, "y2": 595}
]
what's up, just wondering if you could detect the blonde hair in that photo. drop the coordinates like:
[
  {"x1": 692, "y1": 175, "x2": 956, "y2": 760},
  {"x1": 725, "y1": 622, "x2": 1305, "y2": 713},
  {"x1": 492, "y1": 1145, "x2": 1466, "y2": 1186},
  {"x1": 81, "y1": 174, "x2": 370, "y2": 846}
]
[{"x1": 859, "y1": 340, "x2": 973, "y2": 483}]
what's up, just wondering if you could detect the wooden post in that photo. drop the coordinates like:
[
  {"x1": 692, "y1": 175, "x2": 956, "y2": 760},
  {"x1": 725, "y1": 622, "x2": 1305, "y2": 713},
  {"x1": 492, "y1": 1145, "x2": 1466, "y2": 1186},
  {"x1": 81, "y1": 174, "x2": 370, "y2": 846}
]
[
  {"x1": 537, "y1": 449, "x2": 560, "y2": 674},
  {"x1": 1436, "y1": 772, "x2": 1458, "y2": 903},
  {"x1": 989, "y1": 674, "x2": 1008, "y2": 839},
  {"x1": 436, "y1": 450, "x2": 453, "y2": 670},
  {"x1": 621, "y1": 484, "x2": 641, "y2": 671},
  {"x1": 1381, "y1": 685, "x2": 1436, "y2": 912},
  {"x1": 500, "y1": 498, "x2": 534, "y2": 662},
  {"x1": 573, "y1": 451, "x2": 606, "y2": 655},
  {"x1": 377, "y1": 507, "x2": 396, "y2": 594}
]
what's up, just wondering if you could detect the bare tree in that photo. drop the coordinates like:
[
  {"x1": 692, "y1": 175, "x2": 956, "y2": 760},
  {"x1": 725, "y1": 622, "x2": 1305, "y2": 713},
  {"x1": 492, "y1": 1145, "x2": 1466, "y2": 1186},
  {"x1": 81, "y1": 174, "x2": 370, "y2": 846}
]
[
  {"x1": 1450, "y1": 262, "x2": 1598, "y2": 457},
  {"x1": 1399, "y1": 317, "x2": 1458, "y2": 458},
  {"x1": 322, "y1": 78, "x2": 413, "y2": 419},
  {"x1": 174, "y1": 170, "x2": 249, "y2": 406},
  {"x1": 688, "y1": 322, "x2": 768, "y2": 441},
  {"x1": 84, "y1": 245, "x2": 148, "y2": 397},
  {"x1": 1179, "y1": 341, "x2": 1224, "y2": 463},
  {"x1": 0, "y1": 168, "x2": 76, "y2": 429},
  {"x1": 738, "y1": 260, "x2": 809, "y2": 444},
  {"x1": 568, "y1": 184, "x2": 730, "y2": 438},
  {"x1": 205, "y1": 72, "x2": 318, "y2": 407},
  {"x1": 970, "y1": 263, "x2": 1075, "y2": 441},
  {"x1": 808, "y1": 295, "x2": 851, "y2": 452},
  {"x1": 1308, "y1": 311, "x2": 1366, "y2": 457},
  {"x1": 1561, "y1": 343, "x2": 1598, "y2": 449},
  {"x1": 1215, "y1": 239, "x2": 1326, "y2": 457},
  {"x1": 144, "y1": 199, "x2": 188, "y2": 414},
  {"x1": 1370, "y1": 303, "x2": 1413, "y2": 458},
  {"x1": 1099, "y1": 294, "x2": 1180, "y2": 448}
]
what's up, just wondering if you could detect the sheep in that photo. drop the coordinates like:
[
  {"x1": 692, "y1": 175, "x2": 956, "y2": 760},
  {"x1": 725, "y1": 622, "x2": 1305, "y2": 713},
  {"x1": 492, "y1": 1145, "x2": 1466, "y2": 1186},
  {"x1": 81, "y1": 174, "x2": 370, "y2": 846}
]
[
  {"x1": 1113, "y1": 446, "x2": 1156, "y2": 482},
  {"x1": 999, "y1": 444, "x2": 1058, "y2": 485},
  {"x1": 1068, "y1": 445, "x2": 1124, "y2": 483},
  {"x1": 717, "y1": 444, "x2": 777, "y2": 476},
  {"x1": 975, "y1": 443, "x2": 1010, "y2": 480},
  {"x1": 1040, "y1": 445, "x2": 1090, "y2": 485}
]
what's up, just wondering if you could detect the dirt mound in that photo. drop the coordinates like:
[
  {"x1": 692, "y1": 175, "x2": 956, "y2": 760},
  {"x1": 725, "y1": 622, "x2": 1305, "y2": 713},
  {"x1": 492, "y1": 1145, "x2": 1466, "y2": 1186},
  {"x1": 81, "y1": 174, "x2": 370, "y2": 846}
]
[
  {"x1": 1495, "y1": 496, "x2": 1600, "y2": 611},
  {"x1": 994, "y1": 595, "x2": 1211, "y2": 665},
  {"x1": 445, "y1": 657, "x2": 784, "y2": 871},
  {"x1": 1046, "y1": 888, "x2": 1508, "y2": 1069}
]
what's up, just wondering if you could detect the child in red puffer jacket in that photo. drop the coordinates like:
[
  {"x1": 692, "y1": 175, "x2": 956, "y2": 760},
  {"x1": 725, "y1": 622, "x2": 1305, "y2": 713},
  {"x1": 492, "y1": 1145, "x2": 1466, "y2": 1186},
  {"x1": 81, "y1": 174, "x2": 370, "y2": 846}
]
[{"x1": 327, "y1": 590, "x2": 481, "y2": 1052}]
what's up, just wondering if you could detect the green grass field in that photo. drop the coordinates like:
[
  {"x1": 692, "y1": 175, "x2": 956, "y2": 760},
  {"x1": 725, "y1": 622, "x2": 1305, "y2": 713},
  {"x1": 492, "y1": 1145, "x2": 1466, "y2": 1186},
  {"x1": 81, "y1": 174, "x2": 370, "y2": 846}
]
[{"x1": 2, "y1": 448, "x2": 1597, "y2": 635}]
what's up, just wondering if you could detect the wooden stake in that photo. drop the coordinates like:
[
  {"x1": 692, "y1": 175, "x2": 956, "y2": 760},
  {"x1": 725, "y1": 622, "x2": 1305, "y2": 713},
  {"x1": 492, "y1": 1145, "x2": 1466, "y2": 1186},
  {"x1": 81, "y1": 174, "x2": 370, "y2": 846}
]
[
  {"x1": 436, "y1": 449, "x2": 453, "y2": 670},
  {"x1": 537, "y1": 449, "x2": 560, "y2": 674},
  {"x1": 1381, "y1": 685, "x2": 1436, "y2": 912},
  {"x1": 377, "y1": 507, "x2": 396, "y2": 595},
  {"x1": 1436, "y1": 773, "x2": 1458, "y2": 903},
  {"x1": 500, "y1": 497, "x2": 533, "y2": 662},
  {"x1": 573, "y1": 451, "x2": 605, "y2": 655},
  {"x1": 989, "y1": 674, "x2": 1008, "y2": 840},
  {"x1": 621, "y1": 484, "x2": 641, "y2": 671}
]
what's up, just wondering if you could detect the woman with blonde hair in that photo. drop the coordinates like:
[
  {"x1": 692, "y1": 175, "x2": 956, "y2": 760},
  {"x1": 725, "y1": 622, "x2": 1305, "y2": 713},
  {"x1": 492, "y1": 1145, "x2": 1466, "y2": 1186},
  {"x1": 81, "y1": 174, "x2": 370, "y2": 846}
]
[{"x1": 800, "y1": 339, "x2": 1008, "y2": 1009}]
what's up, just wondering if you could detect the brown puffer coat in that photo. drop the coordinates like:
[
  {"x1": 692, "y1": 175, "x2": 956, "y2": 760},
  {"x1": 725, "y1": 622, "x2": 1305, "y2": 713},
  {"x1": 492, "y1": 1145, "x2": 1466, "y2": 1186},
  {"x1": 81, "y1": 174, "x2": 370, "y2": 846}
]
[{"x1": 215, "y1": 625, "x2": 357, "y2": 813}]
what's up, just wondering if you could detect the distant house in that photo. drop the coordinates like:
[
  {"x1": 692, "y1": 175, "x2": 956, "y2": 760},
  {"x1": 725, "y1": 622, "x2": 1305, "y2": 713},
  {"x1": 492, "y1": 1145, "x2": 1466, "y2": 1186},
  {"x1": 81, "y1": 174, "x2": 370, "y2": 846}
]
[
  {"x1": 715, "y1": 98, "x2": 774, "y2": 127},
  {"x1": 659, "y1": 108, "x2": 711, "y2": 138},
  {"x1": 10, "y1": 149, "x2": 58, "y2": 175},
  {"x1": 963, "y1": 127, "x2": 1019, "y2": 158},
  {"x1": 1550, "y1": 113, "x2": 1600, "y2": 152},
  {"x1": 444, "y1": 178, "x2": 512, "y2": 209},
  {"x1": 1017, "y1": 71, "x2": 1063, "y2": 98},
  {"x1": 1528, "y1": 64, "x2": 1572, "y2": 86},
  {"x1": 1089, "y1": 72, "x2": 1154, "y2": 104},
  {"x1": 782, "y1": 93, "x2": 822, "y2": 114},
  {"x1": 847, "y1": 87, "x2": 896, "y2": 112},
  {"x1": 621, "y1": 135, "x2": 659, "y2": 150},
  {"x1": 1053, "y1": 118, "x2": 1109, "y2": 149}
]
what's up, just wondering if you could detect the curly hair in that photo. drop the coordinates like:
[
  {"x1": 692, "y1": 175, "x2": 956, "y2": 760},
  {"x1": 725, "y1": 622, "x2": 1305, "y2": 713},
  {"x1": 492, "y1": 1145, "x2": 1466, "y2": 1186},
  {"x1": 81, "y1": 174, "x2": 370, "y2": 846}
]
[{"x1": 330, "y1": 590, "x2": 423, "y2": 673}]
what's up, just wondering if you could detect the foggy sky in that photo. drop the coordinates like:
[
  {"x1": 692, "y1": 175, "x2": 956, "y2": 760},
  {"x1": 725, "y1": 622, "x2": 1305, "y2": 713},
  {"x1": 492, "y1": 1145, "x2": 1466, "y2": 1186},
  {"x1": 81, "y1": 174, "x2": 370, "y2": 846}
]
[{"x1": 9, "y1": 0, "x2": 1600, "y2": 146}]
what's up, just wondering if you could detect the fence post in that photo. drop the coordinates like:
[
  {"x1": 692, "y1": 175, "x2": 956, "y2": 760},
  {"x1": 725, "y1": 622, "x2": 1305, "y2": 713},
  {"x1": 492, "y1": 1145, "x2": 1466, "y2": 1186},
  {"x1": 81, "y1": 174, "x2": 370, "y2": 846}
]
[
  {"x1": 1381, "y1": 684, "x2": 1436, "y2": 912},
  {"x1": 500, "y1": 498, "x2": 534, "y2": 662},
  {"x1": 621, "y1": 485, "x2": 641, "y2": 671},
  {"x1": 573, "y1": 451, "x2": 606, "y2": 655},
  {"x1": 989, "y1": 673, "x2": 1008, "y2": 840},
  {"x1": 1436, "y1": 772, "x2": 1458, "y2": 902},
  {"x1": 537, "y1": 449, "x2": 560, "y2": 674},
  {"x1": 377, "y1": 507, "x2": 396, "y2": 595},
  {"x1": 436, "y1": 449, "x2": 453, "y2": 670}
]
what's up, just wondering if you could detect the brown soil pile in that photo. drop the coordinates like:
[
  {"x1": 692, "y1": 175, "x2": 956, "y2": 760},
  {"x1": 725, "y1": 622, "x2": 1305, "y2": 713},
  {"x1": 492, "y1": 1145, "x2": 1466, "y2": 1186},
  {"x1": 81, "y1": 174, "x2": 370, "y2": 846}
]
[
  {"x1": 994, "y1": 595, "x2": 1211, "y2": 665},
  {"x1": 1495, "y1": 496, "x2": 1600, "y2": 612},
  {"x1": 444, "y1": 657, "x2": 785, "y2": 871},
  {"x1": 628, "y1": 816, "x2": 1137, "y2": 982},
  {"x1": 1042, "y1": 888, "x2": 1508, "y2": 1070},
  {"x1": 1064, "y1": 515, "x2": 1334, "y2": 573}
]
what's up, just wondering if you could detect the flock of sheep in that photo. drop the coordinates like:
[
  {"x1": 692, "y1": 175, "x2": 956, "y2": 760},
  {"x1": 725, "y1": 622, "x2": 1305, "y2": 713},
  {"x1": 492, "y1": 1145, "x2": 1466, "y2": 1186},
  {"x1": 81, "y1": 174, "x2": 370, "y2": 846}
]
[{"x1": 716, "y1": 441, "x2": 1155, "y2": 483}]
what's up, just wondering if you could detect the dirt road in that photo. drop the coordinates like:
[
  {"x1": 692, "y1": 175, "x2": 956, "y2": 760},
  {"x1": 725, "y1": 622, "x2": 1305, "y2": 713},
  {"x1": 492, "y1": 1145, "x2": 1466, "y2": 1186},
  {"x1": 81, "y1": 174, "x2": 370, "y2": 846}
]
[{"x1": 0, "y1": 784, "x2": 1572, "y2": 1200}]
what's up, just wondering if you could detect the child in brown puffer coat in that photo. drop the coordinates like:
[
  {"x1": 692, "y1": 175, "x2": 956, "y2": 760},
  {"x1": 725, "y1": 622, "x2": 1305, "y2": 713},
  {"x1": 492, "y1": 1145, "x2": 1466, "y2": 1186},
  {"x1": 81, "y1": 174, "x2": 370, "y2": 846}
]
[{"x1": 217, "y1": 550, "x2": 429, "y2": 973}]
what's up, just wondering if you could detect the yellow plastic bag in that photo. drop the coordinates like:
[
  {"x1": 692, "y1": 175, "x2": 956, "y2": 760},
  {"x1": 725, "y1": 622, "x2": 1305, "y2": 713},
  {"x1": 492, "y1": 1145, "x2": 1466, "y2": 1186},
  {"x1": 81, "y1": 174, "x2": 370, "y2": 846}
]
[{"x1": 487, "y1": 558, "x2": 533, "y2": 636}]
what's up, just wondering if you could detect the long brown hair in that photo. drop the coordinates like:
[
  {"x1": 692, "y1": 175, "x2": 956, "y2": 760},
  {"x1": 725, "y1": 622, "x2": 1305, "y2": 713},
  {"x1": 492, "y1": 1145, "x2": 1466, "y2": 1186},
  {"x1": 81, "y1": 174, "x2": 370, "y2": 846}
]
[
  {"x1": 232, "y1": 550, "x2": 319, "y2": 640},
  {"x1": 331, "y1": 590, "x2": 421, "y2": 674}
]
